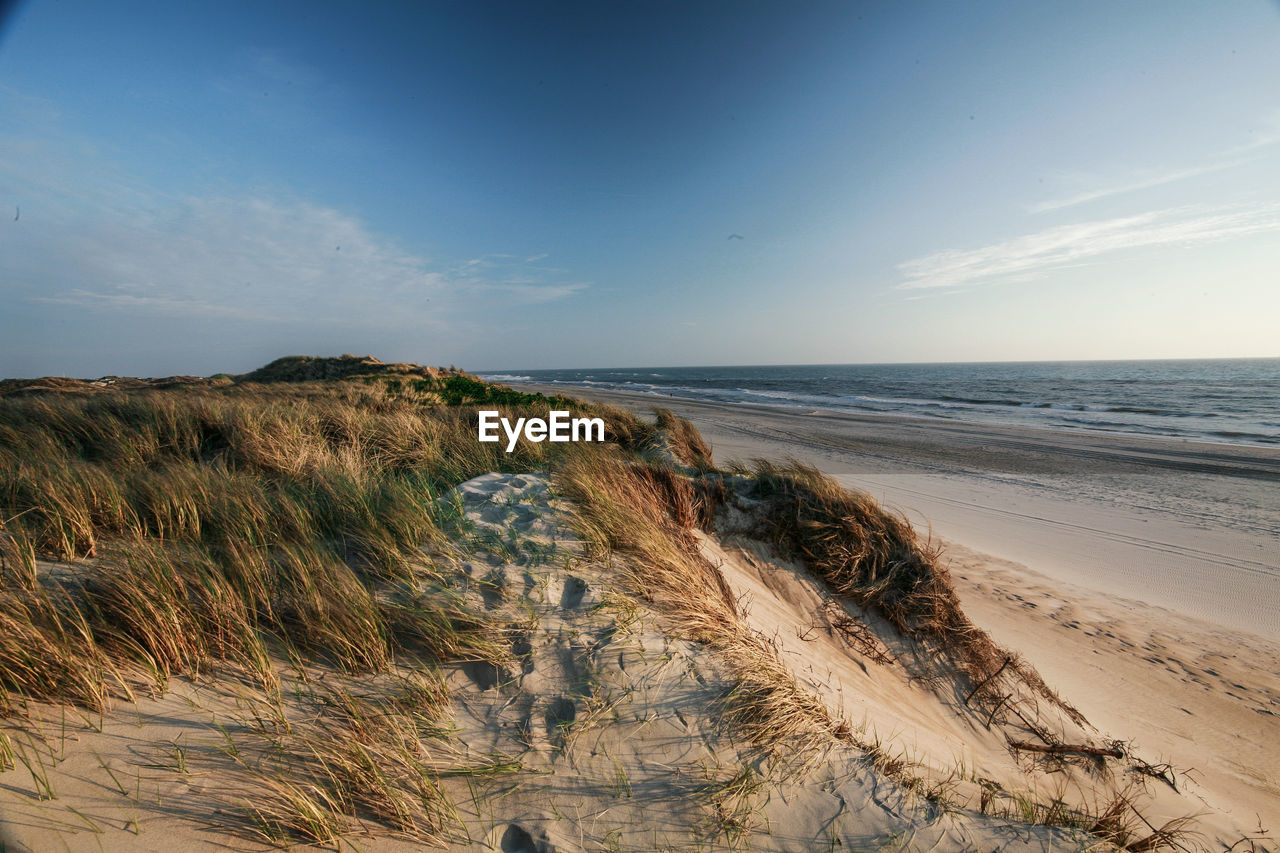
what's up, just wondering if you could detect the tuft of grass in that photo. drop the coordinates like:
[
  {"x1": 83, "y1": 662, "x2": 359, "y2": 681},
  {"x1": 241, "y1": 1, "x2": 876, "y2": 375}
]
[
  {"x1": 652, "y1": 408, "x2": 713, "y2": 469},
  {"x1": 707, "y1": 761, "x2": 768, "y2": 846},
  {"x1": 556, "y1": 451, "x2": 848, "y2": 758},
  {"x1": 242, "y1": 779, "x2": 350, "y2": 846},
  {"x1": 0, "y1": 579, "x2": 120, "y2": 712},
  {"x1": 225, "y1": 679, "x2": 466, "y2": 846},
  {"x1": 734, "y1": 459, "x2": 1084, "y2": 723}
]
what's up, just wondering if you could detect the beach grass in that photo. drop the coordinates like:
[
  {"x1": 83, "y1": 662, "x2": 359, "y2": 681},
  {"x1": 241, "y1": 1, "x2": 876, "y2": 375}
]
[
  {"x1": 0, "y1": 358, "x2": 1203, "y2": 849},
  {"x1": 0, "y1": 367, "x2": 657, "y2": 709},
  {"x1": 555, "y1": 451, "x2": 850, "y2": 758}
]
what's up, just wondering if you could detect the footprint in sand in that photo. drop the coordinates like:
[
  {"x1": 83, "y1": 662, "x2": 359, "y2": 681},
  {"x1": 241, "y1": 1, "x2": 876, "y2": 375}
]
[
  {"x1": 461, "y1": 659, "x2": 508, "y2": 691},
  {"x1": 500, "y1": 822, "x2": 556, "y2": 852},
  {"x1": 544, "y1": 696, "x2": 576, "y2": 743},
  {"x1": 560, "y1": 575, "x2": 589, "y2": 609}
]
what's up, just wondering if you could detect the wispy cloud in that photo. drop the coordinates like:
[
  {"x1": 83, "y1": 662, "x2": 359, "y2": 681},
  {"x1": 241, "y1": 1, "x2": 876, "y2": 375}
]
[
  {"x1": 1028, "y1": 160, "x2": 1245, "y2": 214},
  {"x1": 1030, "y1": 111, "x2": 1280, "y2": 214},
  {"x1": 469, "y1": 282, "x2": 590, "y2": 304},
  {"x1": 7, "y1": 193, "x2": 448, "y2": 325},
  {"x1": 447, "y1": 254, "x2": 588, "y2": 304},
  {"x1": 1225, "y1": 110, "x2": 1280, "y2": 156},
  {"x1": 31, "y1": 288, "x2": 268, "y2": 321},
  {"x1": 208, "y1": 48, "x2": 346, "y2": 124},
  {"x1": 897, "y1": 203, "x2": 1280, "y2": 291},
  {"x1": 6, "y1": 193, "x2": 588, "y2": 321},
  {"x1": 0, "y1": 92, "x2": 588, "y2": 327}
]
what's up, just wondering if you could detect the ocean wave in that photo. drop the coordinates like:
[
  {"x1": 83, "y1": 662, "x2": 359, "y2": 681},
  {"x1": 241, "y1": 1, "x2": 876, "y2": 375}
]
[
  {"x1": 479, "y1": 374, "x2": 533, "y2": 382},
  {"x1": 1053, "y1": 416, "x2": 1167, "y2": 431},
  {"x1": 1208, "y1": 430, "x2": 1278, "y2": 443},
  {"x1": 941, "y1": 397, "x2": 1213, "y2": 418},
  {"x1": 1024, "y1": 402, "x2": 1092, "y2": 411},
  {"x1": 939, "y1": 394, "x2": 1023, "y2": 406},
  {"x1": 1105, "y1": 406, "x2": 1209, "y2": 417},
  {"x1": 506, "y1": 363, "x2": 1280, "y2": 449}
]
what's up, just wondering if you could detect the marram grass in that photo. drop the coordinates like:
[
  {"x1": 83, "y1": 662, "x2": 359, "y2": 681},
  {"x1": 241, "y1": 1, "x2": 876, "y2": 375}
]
[
  {"x1": 0, "y1": 374, "x2": 653, "y2": 703},
  {"x1": 0, "y1": 360, "x2": 1197, "y2": 850}
]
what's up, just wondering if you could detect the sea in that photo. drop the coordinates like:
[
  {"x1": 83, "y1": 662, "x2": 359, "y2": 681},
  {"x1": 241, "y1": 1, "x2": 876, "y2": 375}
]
[{"x1": 479, "y1": 358, "x2": 1280, "y2": 449}]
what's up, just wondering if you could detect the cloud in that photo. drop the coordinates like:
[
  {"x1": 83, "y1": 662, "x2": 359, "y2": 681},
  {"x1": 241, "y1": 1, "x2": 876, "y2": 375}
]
[
  {"x1": 1030, "y1": 111, "x2": 1280, "y2": 215},
  {"x1": 897, "y1": 203, "x2": 1280, "y2": 290},
  {"x1": 4, "y1": 192, "x2": 448, "y2": 325},
  {"x1": 446, "y1": 255, "x2": 590, "y2": 304},
  {"x1": 1225, "y1": 110, "x2": 1280, "y2": 156},
  {"x1": 0, "y1": 93, "x2": 588, "y2": 328},
  {"x1": 469, "y1": 282, "x2": 590, "y2": 304},
  {"x1": 1028, "y1": 160, "x2": 1244, "y2": 214},
  {"x1": 4, "y1": 193, "x2": 588, "y2": 321},
  {"x1": 208, "y1": 48, "x2": 345, "y2": 123},
  {"x1": 31, "y1": 288, "x2": 268, "y2": 320}
]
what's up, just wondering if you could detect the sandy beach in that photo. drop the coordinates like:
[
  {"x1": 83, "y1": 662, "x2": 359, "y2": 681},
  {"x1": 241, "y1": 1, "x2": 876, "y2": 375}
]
[
  {"x1": 515, "y1": 382, "x2": 1280, "y2": 839},
  {"x1": 2, "y1": 365, "x2": 1276, "y2": 851},
  {"x1": 518, "y1": 385, "x2": 1280, "y2": 639}
]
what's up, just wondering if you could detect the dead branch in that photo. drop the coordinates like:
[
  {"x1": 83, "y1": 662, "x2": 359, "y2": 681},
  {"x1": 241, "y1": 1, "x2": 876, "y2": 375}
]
[
  {"x1": 1009, "y1": 740, "x2": 1124, "y2": 759},
  {"x1": 1130, "y1": 758, "x2": 1179, "y2": 792},
  {"x1": 964, "y1": 656, "x2": 1011, "y2": 706}
]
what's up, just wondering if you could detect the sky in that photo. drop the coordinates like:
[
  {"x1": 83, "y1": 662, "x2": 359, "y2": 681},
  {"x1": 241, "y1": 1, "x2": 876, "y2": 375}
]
[{"x1": 1, "y1": 0, "x2": 1278, "y2": 376}]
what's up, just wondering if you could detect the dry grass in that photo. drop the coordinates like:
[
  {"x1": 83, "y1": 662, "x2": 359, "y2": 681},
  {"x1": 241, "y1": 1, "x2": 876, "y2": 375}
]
[
  {"x1": 0, "y1": 362, "x2": 650, "y2": 845},
  {"x1": 231, "y1": 678, "x2": 461, "y2": 846},
  {"x1": 0, "y1": 365, "x2": 1203, "y2": 849},
  {"x1": 732, "y1": 459, "x2": 1084, "y2": 724},
  {"x1": 559, "y1": 431, "x2": 1195, "y2": 848},
  {"x1": 0, "y1": 371, "x2": 646, "y2": 708},
  {"x1": 555, "y1": 449, "x2": 849, "y2": 758},
  {"x1": 653, "y1": 407, "x2": 713, "y2": 469}
]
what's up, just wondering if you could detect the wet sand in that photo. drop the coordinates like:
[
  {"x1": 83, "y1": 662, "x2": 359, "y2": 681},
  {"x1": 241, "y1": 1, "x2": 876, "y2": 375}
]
[{"x1": 521, "y1": 383, "x2": 1280, "y2": 640}]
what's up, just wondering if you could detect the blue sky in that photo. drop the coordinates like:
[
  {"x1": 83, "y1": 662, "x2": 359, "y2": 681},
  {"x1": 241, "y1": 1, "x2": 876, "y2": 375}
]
[{"x1": 1, "y1": 0, "x2": 1278, "y2": 376}]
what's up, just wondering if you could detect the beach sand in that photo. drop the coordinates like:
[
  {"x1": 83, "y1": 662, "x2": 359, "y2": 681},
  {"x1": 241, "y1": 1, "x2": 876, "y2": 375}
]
[
  {"x1": 0, "y1": 473, "x2": 1113, "y2": 852},
  {"x1": 514, "y1": 383, "x2": 1280, "y2": 842},
  {"x1": 3, "y1": 384, "x2": 1276, "y2": 850}
]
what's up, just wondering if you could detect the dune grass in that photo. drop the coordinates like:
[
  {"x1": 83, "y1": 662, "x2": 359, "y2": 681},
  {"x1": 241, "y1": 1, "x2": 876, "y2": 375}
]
[
  {"x1": 555, "y1": 450, "x2": 850, "y2": 759},
  {"x1": 0, "y1": 375, "x2": 653, "y2": 708},
  {"x1": 0, "y1": 363, "x2": 1199, "y2": 849},
  {"x1": 230, "y1": 676, "x2": 462, "y2": 846},
  {"x1": 731, "y1": 459, "x2": 1086, "y2": 727},
  {"x1": 556, "y1": 440, "x2": 1198, "y2": 850},
  {"x1": 652, "y1": 407, "x2": 714, "y2": 469}
]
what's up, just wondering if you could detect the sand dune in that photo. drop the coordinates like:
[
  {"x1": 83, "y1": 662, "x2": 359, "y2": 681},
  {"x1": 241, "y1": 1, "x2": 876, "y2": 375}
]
[
  {"x1": 512, "y1": 383, "x2": 1280, "y2": 849},
  {"x1": 519, "y1": 386, "x2": 1278, "y2": 640},
  {"x1": 1, "y1": 472, "x2": 1106, "y2": 851},
  {"x1": 3, "y1": 375, "x2": 1275, "y2": 851}
]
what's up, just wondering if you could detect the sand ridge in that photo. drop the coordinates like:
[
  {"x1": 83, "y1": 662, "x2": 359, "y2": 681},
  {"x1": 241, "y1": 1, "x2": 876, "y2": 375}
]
[
  {"x1": 505, "y1": 383, "x2": 1280, "y2": 851},
  {"x1": 436, "y1": 472, "x2": 1096, "y2": 851},
  {"x1": 0, "y1": 471, "x2": 1105, "y2": 851}
]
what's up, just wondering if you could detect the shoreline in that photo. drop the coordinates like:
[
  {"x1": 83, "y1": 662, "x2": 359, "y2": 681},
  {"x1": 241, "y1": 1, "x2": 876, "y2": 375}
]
[
  {"x1": 514, "y1": 382, "x2": 1280, "y2": 640},
  {"x1": 482, "y1": 372, "x2": 1280, "y2": 452},
  {"x1": 510, "y1": 381, "x2": 1280, "y2": 838}
]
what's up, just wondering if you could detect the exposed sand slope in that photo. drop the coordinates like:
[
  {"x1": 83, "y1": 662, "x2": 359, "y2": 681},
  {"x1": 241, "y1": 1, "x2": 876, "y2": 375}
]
[
  {"x1": 694, "y1": 483, "x2": 1271, "y2": 847},
  {"x1": 507, "y1": 384, "x2": 1280, "y2": 851},
  {"x1": 0, "y1": 472, "x2": 1100, "y2": 852},
  {"x1": 437, "y1": 473, "x2": 1094, "y2": 852}
]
